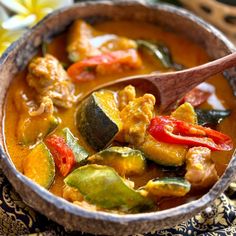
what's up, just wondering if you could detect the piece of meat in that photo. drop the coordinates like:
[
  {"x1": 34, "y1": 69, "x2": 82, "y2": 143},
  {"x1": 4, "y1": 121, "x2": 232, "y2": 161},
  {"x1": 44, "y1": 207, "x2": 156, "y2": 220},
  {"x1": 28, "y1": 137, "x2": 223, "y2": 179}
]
[
  {"x1": 116, "y1": 93, "x2": 156, "y2": 145},
  {"x1": 27, "y1": 54, "x2": 76, "y2": 110},
  {"x1": 117, "y1": 85, "x2": 136, "y2": 110},
  {"x1": 185, "y1": 147, "x2": 219, "y2": 188},
  {"x1": 28, "y1": 96, "x2": 54, "y2": 116}
]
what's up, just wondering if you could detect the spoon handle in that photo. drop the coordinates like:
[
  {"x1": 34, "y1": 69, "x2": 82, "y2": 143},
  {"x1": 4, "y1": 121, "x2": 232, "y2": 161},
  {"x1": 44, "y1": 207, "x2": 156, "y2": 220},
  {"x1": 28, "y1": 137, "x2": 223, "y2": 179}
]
[{"x1": 152, "y1": 52, "x2": 236, "y2": 110}]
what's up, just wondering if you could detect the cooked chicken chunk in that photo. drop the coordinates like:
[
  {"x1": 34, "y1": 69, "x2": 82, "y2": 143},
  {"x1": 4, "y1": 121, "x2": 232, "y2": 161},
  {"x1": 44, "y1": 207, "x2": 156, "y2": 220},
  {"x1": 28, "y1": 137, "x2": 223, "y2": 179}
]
[
  {"x1": 185, "y1": 147, "x2": 219, "y2": 188},
  {"x1": 118, "y1": 85, "x2": 136, "y2": 110},
  {"x1": 27, "y1": 54, "x2": 76, "y2": 111},
  {"x1": 28, "y1": 96, "x2": 54, "y2": 116},
  {"x1": 116, "y1": 94, "x2": 155, "y2": 145}
]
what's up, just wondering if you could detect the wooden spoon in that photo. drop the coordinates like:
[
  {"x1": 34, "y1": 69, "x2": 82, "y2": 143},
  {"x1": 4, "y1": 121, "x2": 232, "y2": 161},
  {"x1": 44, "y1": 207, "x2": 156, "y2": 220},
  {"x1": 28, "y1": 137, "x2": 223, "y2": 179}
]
[{"x1": 76, "y1": 52, "x2": 236, "y2": 111}]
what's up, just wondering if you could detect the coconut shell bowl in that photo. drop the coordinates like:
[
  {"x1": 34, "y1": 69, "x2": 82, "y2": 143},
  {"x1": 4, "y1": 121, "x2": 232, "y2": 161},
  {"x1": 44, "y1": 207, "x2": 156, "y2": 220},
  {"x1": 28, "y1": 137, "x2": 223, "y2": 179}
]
[{"x1": 0, "y1": 1, "x2": 236, "y2": 235}]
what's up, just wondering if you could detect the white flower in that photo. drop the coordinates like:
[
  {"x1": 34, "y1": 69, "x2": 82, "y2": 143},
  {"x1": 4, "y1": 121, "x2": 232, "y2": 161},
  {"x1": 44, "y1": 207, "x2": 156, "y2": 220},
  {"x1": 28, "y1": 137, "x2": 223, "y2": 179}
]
[
  {"x1": 0, "y1": 5, "x2": 24, "y2": 55},
  {"x1": 0, "y1": 0, "x2": 73, "y2": 30}
]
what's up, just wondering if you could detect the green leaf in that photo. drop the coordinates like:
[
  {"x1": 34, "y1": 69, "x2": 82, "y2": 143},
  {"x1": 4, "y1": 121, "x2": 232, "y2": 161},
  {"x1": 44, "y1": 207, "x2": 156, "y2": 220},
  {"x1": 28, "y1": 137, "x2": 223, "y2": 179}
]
[
  {"x1": 195, "y1": 109, "x2": 231, "y2": 126},
  {"x1": 137, "y1": 39, "x2": 172, "y2": 68},
  {"x1": 136, "y1": 39, "x2": 184, "y2": 70}
]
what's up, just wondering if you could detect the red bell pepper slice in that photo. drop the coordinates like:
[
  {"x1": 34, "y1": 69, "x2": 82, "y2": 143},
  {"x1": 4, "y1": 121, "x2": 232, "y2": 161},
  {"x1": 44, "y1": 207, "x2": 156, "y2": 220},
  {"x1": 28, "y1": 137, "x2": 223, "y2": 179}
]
[
  {"x1": 67, "y1": 49, "x2": 141, "y2": 82},
  {"x1": 45, "y1": 135, "x2": 76, "y2": 176},
  {"x1": 148, "y1": 116, "x2": 233, "y2": 151}
]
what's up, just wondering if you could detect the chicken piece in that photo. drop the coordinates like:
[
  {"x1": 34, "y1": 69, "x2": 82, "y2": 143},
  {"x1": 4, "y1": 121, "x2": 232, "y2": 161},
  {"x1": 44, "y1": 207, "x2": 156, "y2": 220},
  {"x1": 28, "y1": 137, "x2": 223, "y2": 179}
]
[
  {"x1": 118, "y1": 85, "x2": 136, "y2": 110},
  {"x1": 116, "y1": 94, "x2": 155, "y2": 145},
  {"x1": 67, "y1": 20, "x2": 100, "y2": 62},
  {"x1": 27, "y1": 54, "x2": 76, "y2": 109},
  {"x1": 28, "y1": 96, "x2": 54, "y2": 116},
  {"x1": 185, "y1": 147, "x2": 219, "y2": 188},
  {"x1": 14, "y1": 86, "x2": 54, "y2": 117}
]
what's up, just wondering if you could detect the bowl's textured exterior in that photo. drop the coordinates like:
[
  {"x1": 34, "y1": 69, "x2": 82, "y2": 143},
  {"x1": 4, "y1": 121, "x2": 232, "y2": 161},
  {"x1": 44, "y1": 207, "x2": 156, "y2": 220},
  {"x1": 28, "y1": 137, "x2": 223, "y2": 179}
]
[{"x1": 0, "y1": 1, "x2": 236, "y2": 235}]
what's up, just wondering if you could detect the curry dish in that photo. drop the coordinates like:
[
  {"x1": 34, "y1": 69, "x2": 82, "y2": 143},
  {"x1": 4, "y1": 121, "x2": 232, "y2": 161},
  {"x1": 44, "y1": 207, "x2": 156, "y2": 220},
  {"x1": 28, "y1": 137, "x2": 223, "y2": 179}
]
[{"x1": 3, "y1": 20, "x2": 236, "y2": 213}]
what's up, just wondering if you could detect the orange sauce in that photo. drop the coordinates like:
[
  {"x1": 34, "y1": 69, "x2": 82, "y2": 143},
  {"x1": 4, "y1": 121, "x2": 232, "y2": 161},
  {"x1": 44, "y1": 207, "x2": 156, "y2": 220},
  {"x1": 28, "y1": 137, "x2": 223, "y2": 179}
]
[{"x1": 3, "y1": 21, "x2": 236, "y2": 210}]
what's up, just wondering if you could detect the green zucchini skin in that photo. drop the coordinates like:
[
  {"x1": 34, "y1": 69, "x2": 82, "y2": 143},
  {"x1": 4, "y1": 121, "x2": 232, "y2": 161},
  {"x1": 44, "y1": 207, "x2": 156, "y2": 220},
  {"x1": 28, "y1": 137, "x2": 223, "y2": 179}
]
[
  {"x1": 60, "y1": 128, "x2": 89, "y2": 164},
  {"x1": 76, "y1": 91, "x2": 121, "y2": 151},
  {"x1": 145, "y1": 177, "x2": 191, "y2": 197},
  {"x1": 88, "y1": 146, "x2": 146, "y2": 176},
  {"x1": 139, "y1": 135, "x2": 187, "y2": 167},
  {"x1": 64, "y1": 164, "x2": 154, "y2": 212},
  {"x1": 18, "y1": 114, "x2": 59, "y2": 145}
]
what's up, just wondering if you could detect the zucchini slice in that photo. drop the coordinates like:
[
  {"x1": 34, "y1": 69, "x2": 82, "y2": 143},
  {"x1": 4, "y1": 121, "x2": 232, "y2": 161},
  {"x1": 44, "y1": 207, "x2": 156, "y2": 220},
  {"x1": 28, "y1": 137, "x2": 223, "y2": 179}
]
[
  {"x1": 76, "y1": 90, "x2": 122, "y2": 151},
  {"x1": 23, "y1": 142, "x2": 55, "y2": 189},
  {"x1": 145, "y1": 177, "x2": 191, "y2": 197},
  {"x1": 18, "y1": 114, "x2": 59, "y2": 145},
  {"x1": 88, "y1": 146, "x2": 146, "y2": 176},
  {"x1": 139, "y1": 135, "x2": 187, "y2": 166},
  {"x1": 64, "y1": 164, "x2": 153, "y2": 212},
  {"x1": 60, "y1": 128, "x2": 89, "y2": 164}
]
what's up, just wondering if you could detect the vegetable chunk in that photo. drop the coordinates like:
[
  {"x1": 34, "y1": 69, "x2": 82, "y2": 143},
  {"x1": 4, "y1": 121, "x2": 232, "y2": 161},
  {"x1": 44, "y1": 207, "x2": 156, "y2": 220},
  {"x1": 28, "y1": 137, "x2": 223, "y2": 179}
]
[
  {"x1": 67, "y1": 20, "x2": 137, "y2": 62},
  {"x1": 196, "y1": 109, "x2": 231, "y2": 126},
  {"x1": 145, "y1": 177, "x2": 191, "y2": 197},
  {"x1": 148, "y1": 116, "x2": 233, "y2": 151},
  {"x1": 64, "y1": 165, "x2": 153, "y2": 212},
  {"x1": 88, "y1": 146, "x2": 146, "y2": 176},
  {"x1": 67, "y1": 49, "x2": 142, "y2": 82},
  {"x1": 67, "y1": 20, "x2": 101, "y2": 62},
  {"x1": 76, "y1": 90, "x2": 122, "y2": 150},
  {"x1": 140, "y1": 135, "x2": 187, "y2": 166},
  {"x1": 171, "y1": 102, "x2": 197, "y2": 124},
  {"x1": 23, "y1": 142, "x2": 55, "y2": 189},
  {"x1": 60, "y1": 128, "x2": 89, "y2": 164},
  {"x1": 18, "y1": 114, "x2": 59, "y2": 145},
  {"x1": 45, "y1": 135, "x2": 76, "y2": 177}
]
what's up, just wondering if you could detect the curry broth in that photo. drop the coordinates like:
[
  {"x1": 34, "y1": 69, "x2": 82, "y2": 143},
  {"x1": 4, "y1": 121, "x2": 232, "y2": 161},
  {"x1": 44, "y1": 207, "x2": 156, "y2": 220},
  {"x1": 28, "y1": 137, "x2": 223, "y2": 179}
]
[{"x1": 4, "y1": 21, "x2": 236, "y2": 210}]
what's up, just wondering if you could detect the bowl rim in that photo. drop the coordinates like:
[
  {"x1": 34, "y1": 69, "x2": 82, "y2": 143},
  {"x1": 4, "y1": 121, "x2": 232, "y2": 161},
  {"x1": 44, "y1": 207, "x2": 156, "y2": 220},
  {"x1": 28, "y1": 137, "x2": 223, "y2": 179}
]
[{"x1": 0, "y1": 0, "x2": 236, "y2": 225}]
